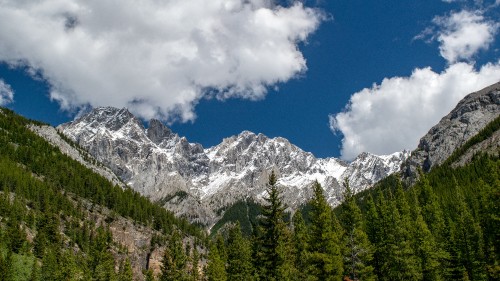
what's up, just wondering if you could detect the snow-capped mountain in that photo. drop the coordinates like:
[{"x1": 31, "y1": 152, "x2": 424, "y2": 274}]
[{"x1": 58, "y1": 107, "x2": 409, "y2": 226}]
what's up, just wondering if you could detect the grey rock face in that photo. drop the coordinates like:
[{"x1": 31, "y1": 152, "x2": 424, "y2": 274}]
[
  {"x1": 404, "y1": 82, "x2": 500, "y2": 179},
  {"x1": 59, "y1": 107, "x2": 408, "y2": 227},
  {"x1": 28, "y1": 124, "x2": 125, "y2": 188}
]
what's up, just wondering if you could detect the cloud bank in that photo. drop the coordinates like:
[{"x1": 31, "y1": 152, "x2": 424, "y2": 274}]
[
  {"x1": 0, "y1": 79, "x2": 14, "y2": 106},
  {"x1": 0, "y1": 0, "x2": 322, "y2": 121},
  {"x1": 330, "y1": 8, "x2": 500, "y2": 160},
  {"x1": 329, "y1": 62, "x2": 500, "y2": 160}
]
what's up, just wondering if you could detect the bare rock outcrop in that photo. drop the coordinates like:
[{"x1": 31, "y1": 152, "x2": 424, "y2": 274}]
[{"x1": 403, "y1": 82, "x2": 500, "y2": 179}]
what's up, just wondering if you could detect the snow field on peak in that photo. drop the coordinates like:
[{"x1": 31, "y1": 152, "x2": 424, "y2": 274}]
[{"x1": 59, "y1": 107, "x2": 410, "y2": 225}]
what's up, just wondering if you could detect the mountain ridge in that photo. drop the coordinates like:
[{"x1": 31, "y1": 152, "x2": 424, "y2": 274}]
[
  {"x1": 403, "y1": 81, "x2": 500, "y2": 181},
  {"x1": 58, "y1": 107, "x2": 408, "y2": 227}
]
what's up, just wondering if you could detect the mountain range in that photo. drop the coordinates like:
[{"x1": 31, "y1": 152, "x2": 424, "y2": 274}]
[
  {"x1": 56, "y1": 107, "x2": 408, "y2": 227},
  {"x1": 51, "y1": 82, "x2": 499, "y2": 228}
]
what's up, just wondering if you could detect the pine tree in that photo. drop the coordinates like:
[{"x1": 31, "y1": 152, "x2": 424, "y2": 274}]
[
  {"x1": 119, "y1": 258, "x2": 134, "y2": 281},
  {"x1": 226, "y1": 222, "x2": 254, "y2": 281},
  {"x1": 7, "y1": 215, "x2": 26, "y2": 254},
  {"x1": 307, "y1": 181, "x2": 343, "y2": 281},
  {"x1": 408, "y1": 187, "x2": 445, "y2": 281},
  {"x1": 191, "y1": 246, "x2": 200, "y2": 281},
  {"x1": 215, "y1": 234, "x2": 227, "y2": 263},
  {"x1": 254, "y1": 171, "x2": 295, "y2": 280},
  {"x1": 373, "y1": 188, "x2": 420, "y2": 281},
  {"x1": 292, "y1": 211, "x2": 309, "y2": 277},
  {"x1": 365, "y1": 194, "x2": 383, "y2": 277},
  {"x1": 339, "y1": 180, "x2": 375, "y2": 281},
  {"x1": 451, "y1": 184, "x2": 486, "y2": 281},
  {"x1": 386, "y1": 188, "x2": 421, "y2": 281},
  {"x1": 414, "y1": 212, "x2": 442, "y2": 281},
  {"x1": 418, "y1": 173, "x2": 446, "y2": 245},
  {"x1": 93, "y1": 251, "x2": 117, "y2": 281},
  {"x1": 475, "y1": 178, "x2": 499, "y2": 279},
  {"x1": 160, "y1": 230, "x2": 189, "y2": 281},
  {"x1": 29, "y1": 259, "x2": 41, "y2": 281},
  {"x1": 205, "y1": 242, "x2": 227, "y2": 281}
]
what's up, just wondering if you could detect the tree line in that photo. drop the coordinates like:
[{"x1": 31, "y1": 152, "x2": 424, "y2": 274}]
[{"x1": 203, "y1": 152, "x2": 499, "y2": 281}]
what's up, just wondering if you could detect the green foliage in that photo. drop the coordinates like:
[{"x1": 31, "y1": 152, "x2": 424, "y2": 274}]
[
  {"x1": 0, "y1": 107, "x2": 202, "y2": 239},
  {"x1": 307, "y1": 181, "x2": 343, "y2": 281},
  {"x1": 160, "y1": 231, "x2": 189, "y2": 281},
  {"x1": 226, "y1": 223, "x2": 254, "y2": 281},
  {"x1": 205, "y1": 241, "x2": 227, "y2": 281},
  {"x1": 339, "y1": 180, "x2": 375, "y2": 281},
  {"x1": 292, "y1": 211, "x2": 309, "y2": 278},
  {"x1": 207, "y1": 128, "x2": 499, "y2": 280},
  {"x1": 119, "y1": 258, "x2": 134, "y2": 281},
  {"x1": 0, "y1": 107, "x2": 205, "y2": 280},
  {"x1": 211, "y1": 199, "x2": 262, "y2": 237},
  {"x1": 253, "y1": 171, "x2": 296, "y2": 281}
]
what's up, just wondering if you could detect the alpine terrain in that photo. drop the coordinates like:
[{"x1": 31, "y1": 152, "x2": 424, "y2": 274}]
[
  {"x1": 58, "y1": 108, "x2": 409, "y2": 227},
  {"x1": 403, "y1": 81, "x2": 500, "y2": 180}
]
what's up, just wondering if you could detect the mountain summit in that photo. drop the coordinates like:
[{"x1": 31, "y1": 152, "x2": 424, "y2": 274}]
[
  {"x1": 59, "y1": 107, "x2": 408, "y2": 227},
  {"x1": 404, "y1": 81, "x2": 500, "y2": 179}
]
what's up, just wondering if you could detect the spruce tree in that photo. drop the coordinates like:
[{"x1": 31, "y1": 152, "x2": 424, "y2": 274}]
[
  {"x1": 0, "y1": 251, "x2": 12, "y2": 281},
  {"x1": 307, "y1": 181, "x2": 343, "y2": 281},
  {"x1": 451, "y1": 184, "x2": 486, "y2": 281},
  {"x1": 7, "y1": 216, "x2": 26, "y2": 254},
  {"x1": 365, "y1": 193, "x2": 383, "y2": 277},
  {"x1": 339, "y1": 180, "x2": 375, "y2": 281},
  {"x1": 408, "y1": 187, "x2": 445, "y2": 281},
  {"x1": 29, "y1": 259, "x2": 41, "y2": 281},
  {"x1": 254, "y1": 171, "x2": 295, "y2": 280},
  {"x1": 373, "y1": 188, "x2": 420, "y2": 281},
  {"x1": 191, "y1": 246, "x2": 200, "y2": 281},
  {"x1": 119, "y1": 258, "x2": 134, "y2": 281},
  {"x1": 93, "y1": 251, "x2": 117, "y2": 281},
  {"x1": 414, "y1": 211, "x2": 442, "y2": 281},
  {"x1": 292, "y1": 211, "x2": 309, "y2": 278},
  {"x1": 385, "y1": 190, "x2": 421, "y2": 281},
  {"x1": 205, "y1": 242, "x2": 227, "y2": 281},
  {"x1": 418, "y1": 173, "x2": 446, "y2": 245},
  {"x1": 226, "y1": 222, "x2": 254, "y2": 281},
  {"x1": 160, "y1": 230, "x2": 189, "y2": 281}
]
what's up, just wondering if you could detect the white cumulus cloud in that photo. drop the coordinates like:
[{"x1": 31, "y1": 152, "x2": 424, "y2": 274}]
[
  {"x1": 329, "y1": 62, "x2": 500, "y2": 161},
  {"x1": 434, "y1": 10, "x2": 498, "y2": 63},
  {"x1": 0, "y1": 0, "x2": 322, "y2": 121},
  {"x1": 0, "y1": 79, "x2": 14, "y2": 105}
]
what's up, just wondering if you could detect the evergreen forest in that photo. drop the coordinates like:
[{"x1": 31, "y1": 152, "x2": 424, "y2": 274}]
[
  {"x1": 204, "y1": 117, "x2": 500, "y2": 281},
  {"x1": 0, "y1": 106, "x2": 498, "y2": 280},
  {"x1": 0, "y1": 107, "x2": 205, "y2": 280}
]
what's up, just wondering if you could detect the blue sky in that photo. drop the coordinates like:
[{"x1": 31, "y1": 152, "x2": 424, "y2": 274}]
[{"x1": 0, "y1": 0, "x2": 499, "y2": 160}]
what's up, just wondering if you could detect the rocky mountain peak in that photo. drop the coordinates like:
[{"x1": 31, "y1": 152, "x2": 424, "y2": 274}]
[
  {"x1": 404, "y1": 81, "x2": 500, "y2": 179},
  {"x1": 59, "y1": 107, "x2": 409, "y2": 227},
  {"x1": 147, "y1": 119, "x2": 175, "y2": 145},
  {"x1": 82, "y1": 107, "x2": 139, "y2": 131}
]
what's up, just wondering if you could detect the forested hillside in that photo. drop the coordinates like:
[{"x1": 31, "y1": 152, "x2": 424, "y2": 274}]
[
  {"x1": 0, "y1": 105, "x2": 498, "y2": 280},
  {"x1": 205, "y1": 119, "x2": 499, "y2": 280},
  {"x1": 0, "y1": 107, "x2": 206, "y2": 280}
]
